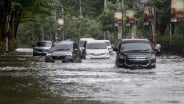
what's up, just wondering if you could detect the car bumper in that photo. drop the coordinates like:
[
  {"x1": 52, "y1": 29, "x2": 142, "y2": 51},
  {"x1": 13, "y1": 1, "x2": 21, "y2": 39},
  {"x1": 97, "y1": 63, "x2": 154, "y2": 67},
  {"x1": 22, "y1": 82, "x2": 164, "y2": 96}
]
[
  {"x1": 33, "y1": 51, "x2": 48, "y2": 56},
  {"x1": 86, "y1": 54, "x2": 110, "y2": 59},
  {"x1": 51, "y1": 55, "x2": 74, "y2": 62},
  {"x1": 117, "y1": 58, "x2": 156, "y2": 68}
]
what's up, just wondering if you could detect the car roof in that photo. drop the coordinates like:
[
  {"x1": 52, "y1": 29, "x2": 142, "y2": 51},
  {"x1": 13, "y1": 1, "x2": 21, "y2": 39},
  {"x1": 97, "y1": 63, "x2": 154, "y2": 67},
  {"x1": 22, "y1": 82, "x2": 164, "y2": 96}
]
[
  {"x1": 100, "y1": 40, "x2": 111, "y2": 43},
  {"x1": 86, "y1": 40, "x2": 107, "y2": 44},
  {"x1": 55, "y1": 40, "x2": 74, "y2": 45},
  {"x1": 121, "y1": 39, "x2": 150, "y2": 43},
  {"x1": 79, "y1": 38, "x2": 94, "y2": 41}
]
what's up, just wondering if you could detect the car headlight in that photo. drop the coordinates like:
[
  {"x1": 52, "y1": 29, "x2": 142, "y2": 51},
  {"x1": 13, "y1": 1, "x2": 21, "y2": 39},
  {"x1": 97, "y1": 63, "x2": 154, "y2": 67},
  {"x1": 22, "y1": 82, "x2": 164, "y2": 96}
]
[
  {"x1": 119, "y1": 53, "x2": 125, "y2": 59},
  {"x1": 46, "y1": 53, "x2": 51, "y2": 56},
  {"x1": 149, "y1": 54, "x2": 156, "y2": 59},
  {"x1": 105, "y1": 53, "x2": 110, "y2": 55},
  {"x1": 66, "y1": 53, "x2": 72, "y2": 56}
]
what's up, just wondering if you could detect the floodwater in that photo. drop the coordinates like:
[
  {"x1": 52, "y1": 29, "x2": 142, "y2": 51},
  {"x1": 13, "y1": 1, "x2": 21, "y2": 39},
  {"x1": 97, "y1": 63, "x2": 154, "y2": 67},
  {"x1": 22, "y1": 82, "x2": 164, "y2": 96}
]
[{"x1": 0, "y1": 52, "x2": 184, "y2": 104}]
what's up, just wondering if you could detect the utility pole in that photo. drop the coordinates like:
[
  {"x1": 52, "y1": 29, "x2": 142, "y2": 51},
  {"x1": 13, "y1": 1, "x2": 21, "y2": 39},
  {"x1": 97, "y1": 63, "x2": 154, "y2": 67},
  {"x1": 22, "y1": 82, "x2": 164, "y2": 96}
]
[
  {"x1": 116, "y1": 0, "x2": 122, "y2": 39},
  {"x1": 150, "y1": 0, "x2": 156, "y2": 45},
  {"x1": 104, "y1": 0, "x2": 107, "y2": 39},
  {"x1": 61, "y1": 5, "x2": 64, "y2": 40},
  {"x1": 131, "y1": 0, "x2": 136, "y2": 39},
  {"x1": 104, "y1": 0, "x2": 107, "y2": 12},
  {"x1": 79, "y1": 0, "x2": 82, "y2": 17},
  {"x1": 79, "y1": 0, "x2": 83, "y2": 38},
  {"x1": 122, "y1": 0, "x2": 124, "y2": 39}
]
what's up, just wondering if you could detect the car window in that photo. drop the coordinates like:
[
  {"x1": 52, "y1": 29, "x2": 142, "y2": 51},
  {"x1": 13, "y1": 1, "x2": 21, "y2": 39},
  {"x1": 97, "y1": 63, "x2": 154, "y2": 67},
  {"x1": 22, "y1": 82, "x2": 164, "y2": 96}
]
[
  {"x1": 120, "y1": 42, "x2": 152, "y2": 52},
  {"x1": 73, "y1": 43, "x2": 79, "y2": 49},
  {"x1": 51, "y1": 43, "x2": 72, "y2": 51},
  {"x1": 86, "y1": 42, "x2": 107, "y2": 49},
  {"x1": 37, "y1": 42, "x2": 52, "y2": 47},
  {"x1": 105, "y1": 41, "x2": 111, "y2": 46}
]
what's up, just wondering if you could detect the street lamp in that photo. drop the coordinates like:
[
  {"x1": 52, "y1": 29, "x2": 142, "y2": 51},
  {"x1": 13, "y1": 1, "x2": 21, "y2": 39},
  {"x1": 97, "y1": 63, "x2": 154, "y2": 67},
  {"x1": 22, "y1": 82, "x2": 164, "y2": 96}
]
[
  {"x1": 125, "y1": 9, "x2": 136, "y2": 39},
  {"x1": 114, "y1": 11, "x2": 123, "y2": 39},
  {"x1": 171, "y1": 0, "x2": 184, "y2": 22},
  {"x1": 58, "y1": 18, "x2": 64, "y2": 40}
]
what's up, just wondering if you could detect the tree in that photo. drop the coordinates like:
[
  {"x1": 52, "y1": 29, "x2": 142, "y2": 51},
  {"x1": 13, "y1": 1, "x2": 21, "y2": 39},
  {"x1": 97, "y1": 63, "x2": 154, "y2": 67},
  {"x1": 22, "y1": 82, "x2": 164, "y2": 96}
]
[{"x1": 0, "y1": 0, "x2": 53, "y2": 52}]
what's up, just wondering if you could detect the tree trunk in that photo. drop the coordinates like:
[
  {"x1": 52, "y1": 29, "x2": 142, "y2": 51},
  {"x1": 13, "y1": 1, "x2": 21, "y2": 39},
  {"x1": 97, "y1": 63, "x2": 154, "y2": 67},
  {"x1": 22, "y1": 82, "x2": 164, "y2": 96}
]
[
  {"x1": 0, "y1": 13, "x2": 6, "y2": 41},
  {"x1": 10, "y1": 10, "x2": 21, "y2": 40},
  {"x1": 0, "y1": 0, "x2": 9, "y2": 41}
]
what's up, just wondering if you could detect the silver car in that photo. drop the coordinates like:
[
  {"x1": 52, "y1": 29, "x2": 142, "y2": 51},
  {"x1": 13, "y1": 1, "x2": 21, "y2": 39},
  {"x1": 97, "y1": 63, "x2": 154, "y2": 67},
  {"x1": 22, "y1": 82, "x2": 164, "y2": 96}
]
[
  {"x1": 45, "y1": 41, "x2": 82, "y2": 63},
  {"x1": 33, "y1": 41, "x2": 52, "y2": 56}
]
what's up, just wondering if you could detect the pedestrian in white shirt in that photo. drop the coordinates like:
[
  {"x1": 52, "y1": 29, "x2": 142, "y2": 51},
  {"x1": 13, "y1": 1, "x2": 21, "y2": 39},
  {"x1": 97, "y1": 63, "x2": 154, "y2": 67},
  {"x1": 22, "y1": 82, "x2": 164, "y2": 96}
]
[{"x1": 155, "y1": 43, "x2": 161, "y2": 56}]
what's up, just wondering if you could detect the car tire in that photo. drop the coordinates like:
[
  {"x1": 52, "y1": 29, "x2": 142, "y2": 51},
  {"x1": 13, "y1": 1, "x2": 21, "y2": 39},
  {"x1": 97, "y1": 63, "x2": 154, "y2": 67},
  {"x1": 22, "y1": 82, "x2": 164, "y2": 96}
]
[
  {"x1": 146, "y1": 64, "x2": 156, "y2": 69},
  {"x1": 74, "y1": 57, "x2": 82, "y2": 63},
  {"x1": 152, "y1": 65, "x2": 156, "y2": 68},
  {"x1": 45, "y1": 56, "x2": 54, "y2": 63},
  {"x1": 115, "y1": 58, "x2": 121, "y2": 67}
]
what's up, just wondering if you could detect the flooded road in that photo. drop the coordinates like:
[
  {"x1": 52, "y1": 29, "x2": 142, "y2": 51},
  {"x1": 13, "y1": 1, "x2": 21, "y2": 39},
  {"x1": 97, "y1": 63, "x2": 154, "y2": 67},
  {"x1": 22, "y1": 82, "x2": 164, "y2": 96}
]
[{"x1": 1, "y1": 53, "x2": 184, "y2": 104}]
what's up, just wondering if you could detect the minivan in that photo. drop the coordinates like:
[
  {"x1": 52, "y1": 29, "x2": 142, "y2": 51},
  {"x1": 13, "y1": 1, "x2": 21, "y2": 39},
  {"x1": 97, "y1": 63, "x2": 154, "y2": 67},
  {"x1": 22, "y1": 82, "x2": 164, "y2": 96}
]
[{"x1": 85, "y1": 40, "x2": 110, "y2": 59}]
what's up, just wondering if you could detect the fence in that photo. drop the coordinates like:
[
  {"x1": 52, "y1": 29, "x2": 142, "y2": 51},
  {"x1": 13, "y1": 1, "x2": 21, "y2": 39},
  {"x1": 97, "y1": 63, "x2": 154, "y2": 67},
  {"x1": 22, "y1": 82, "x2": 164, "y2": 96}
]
[{"x1": 161, "y1": 44, "x2": 184, "y2": 57}]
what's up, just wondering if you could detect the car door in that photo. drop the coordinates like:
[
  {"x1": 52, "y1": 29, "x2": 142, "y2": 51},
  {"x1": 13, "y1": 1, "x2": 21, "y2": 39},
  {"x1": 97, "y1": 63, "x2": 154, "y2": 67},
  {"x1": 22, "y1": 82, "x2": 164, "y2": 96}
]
[{"x1": 73, "y1": 43, "x2": 81, "y2": 60}]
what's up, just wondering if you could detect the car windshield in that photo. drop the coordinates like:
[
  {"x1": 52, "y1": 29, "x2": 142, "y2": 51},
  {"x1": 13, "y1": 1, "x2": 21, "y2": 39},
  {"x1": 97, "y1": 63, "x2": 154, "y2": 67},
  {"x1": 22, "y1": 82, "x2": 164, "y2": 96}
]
[
  {"x1": 37, "y1": 41, "x2": 52, "y2": 47},
  {"x1": 120, "y1": 42, "x2": 152, "y2": 52},
  {"x1": 86, "y1": 42, "x2": 107, "y2": 49},
  {"x1": 51, "y1": 43, "x2": 72, "y2": 51},
  {"x1": 105, "y1": 41, "x2": 111, "y2": 46}
]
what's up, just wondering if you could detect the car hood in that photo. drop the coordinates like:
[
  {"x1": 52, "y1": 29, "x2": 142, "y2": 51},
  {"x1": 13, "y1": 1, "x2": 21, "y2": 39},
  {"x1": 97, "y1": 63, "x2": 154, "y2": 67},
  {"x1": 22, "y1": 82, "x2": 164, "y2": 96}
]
[
  {"x1": 86, "y1": 49, "x2": 109, "y2": 54},
  {"x1": 50, "y1": 51, "x2": 72, "y2": 56},
  {"x1": 122, "y1": 52, "x2": 151, "y2": 57},
  {"x1": 107, "y1": 46, "x2": 112, "y2": 49},
  {"x1": 34, "y1": 47, "x2": 51, "y2": 50}
]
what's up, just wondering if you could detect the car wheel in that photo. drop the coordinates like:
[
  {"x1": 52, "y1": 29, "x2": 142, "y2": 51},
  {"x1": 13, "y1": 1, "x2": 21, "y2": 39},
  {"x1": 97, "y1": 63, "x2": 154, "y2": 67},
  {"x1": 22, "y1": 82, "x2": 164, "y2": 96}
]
[
  {"x1": 152, "y1": 65, "x2": 156, "y2": 68},
  {"x1": 146, "y1": 64, "x2": 156, "y2": 69},
  {"x1": 45, "y1": 56, "x2": 54, "y2": 63},
  {"x1": 70, "y1": 59, "x2": 74, "y2": 62},
  {"x1": 115, "y1": 58, "x2": 121, "y2": 67},
  {"x1": 74, "y1": 57, "x2": 82, "y2": 63}
]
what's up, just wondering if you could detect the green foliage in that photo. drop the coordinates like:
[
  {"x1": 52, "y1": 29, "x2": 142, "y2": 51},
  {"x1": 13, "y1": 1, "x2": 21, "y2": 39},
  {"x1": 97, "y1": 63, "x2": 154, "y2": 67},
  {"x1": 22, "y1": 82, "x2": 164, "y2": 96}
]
[
  {"x1": 64, "y1": 15, "x2": 102, "y2": 41},
  {"x1": 158, "y1": 34, "x2": 184, "y2": 45},
  {"x1": 4, "y1": 0, "x2": 183, "y2": 49}
]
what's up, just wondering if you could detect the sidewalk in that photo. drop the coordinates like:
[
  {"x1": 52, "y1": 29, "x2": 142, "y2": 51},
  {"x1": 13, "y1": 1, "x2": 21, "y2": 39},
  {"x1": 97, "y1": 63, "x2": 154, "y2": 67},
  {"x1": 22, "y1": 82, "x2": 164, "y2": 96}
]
[{"x1": 0, "y1": 48, "x2": 44, "y2": 67}]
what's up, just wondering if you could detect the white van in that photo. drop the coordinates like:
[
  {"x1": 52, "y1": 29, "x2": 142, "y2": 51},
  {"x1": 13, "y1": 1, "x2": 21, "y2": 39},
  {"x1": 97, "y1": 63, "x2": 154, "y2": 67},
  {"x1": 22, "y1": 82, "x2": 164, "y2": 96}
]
[{"x1": 85, "y1": 40, "x2": 110, "y2": 59}]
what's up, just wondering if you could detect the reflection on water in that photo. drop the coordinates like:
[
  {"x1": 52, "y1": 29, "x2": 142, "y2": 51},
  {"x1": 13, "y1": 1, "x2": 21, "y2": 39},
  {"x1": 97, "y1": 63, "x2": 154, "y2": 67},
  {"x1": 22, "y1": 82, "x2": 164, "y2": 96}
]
[{"x1": 0, "y1": 57, "x2": 184, "y2": 104}]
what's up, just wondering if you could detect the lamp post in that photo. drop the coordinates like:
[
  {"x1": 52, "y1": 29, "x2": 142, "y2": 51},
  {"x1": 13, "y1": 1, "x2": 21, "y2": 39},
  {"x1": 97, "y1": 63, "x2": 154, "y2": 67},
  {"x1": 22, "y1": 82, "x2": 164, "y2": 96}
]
[
  {"x1": 125, "y1": 9, "x2": 136, "y2": 39},
  {"x1": 143, "y1": 0, "x2": 156, "y2": 46},
  {"x1": 114, "y1": 0, "x2": 123, "y2": 39},
  {"x1": 58, "y1": 18, "x2": 64, "y2": 40},
  {"x1": 57, "y1": 3, "x2": 64, "y2": 41},
  {"x1": 114, "y1": 11, "x2": 123, "y2": 39}
]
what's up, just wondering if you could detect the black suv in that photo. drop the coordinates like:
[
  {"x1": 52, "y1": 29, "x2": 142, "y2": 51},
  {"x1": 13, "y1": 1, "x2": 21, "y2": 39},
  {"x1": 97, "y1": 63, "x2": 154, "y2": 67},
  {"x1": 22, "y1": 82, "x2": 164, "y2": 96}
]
[
  {"x1": 45, "y1": 41, "x2": 82, "y2": 63},
  {"x1": 115, "y1": 39, "x2": 156, "y2": 69}
]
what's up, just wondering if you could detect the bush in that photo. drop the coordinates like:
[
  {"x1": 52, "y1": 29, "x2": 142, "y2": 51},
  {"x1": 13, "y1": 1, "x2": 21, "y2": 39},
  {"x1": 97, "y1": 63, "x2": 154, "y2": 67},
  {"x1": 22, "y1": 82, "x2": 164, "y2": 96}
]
[{"x1": 158, "y1": 35, "x2": 184, "y2": 45}]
